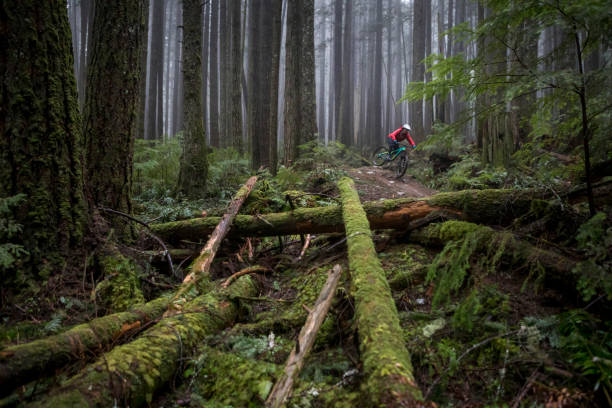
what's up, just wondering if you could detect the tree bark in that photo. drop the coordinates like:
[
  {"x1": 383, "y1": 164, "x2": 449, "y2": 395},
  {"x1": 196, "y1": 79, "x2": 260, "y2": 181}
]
[
  {"x1": 83, "y1": 0, "x2": 145, "y2": 237},
  {"x1": 146, "y1": 0, "x2": 164, "y2": 140},
  {"x1": 0, "y1": 0, "x2": 86, "y2": 276},
  {"x1": 230, "y1": 0, "x2": 244, "y2": 154},
  {"x1": 0, "y1": 298, "x2": 169, "y2": 397},
  {"x1": 36, "y1": 277, "x2": 258, "y2": 408},
  {"x1": 168, "y1": 176, "x2": 258, "y2": 314},
  {"x1": 209, "y1": 0, "x2": 220, "y2": 147},
  {"x1": 338, "y1": 177, "x2": 424, "y2": 406},
  {"x1": 177, "y1": 0, "x2": 208, "y2": 198},
  {"x1": 266, "y1": 265, "x2": 342, "y2": 408},
  {"x1": 152, "y1": 188, "x2": 550, "y2": 243}
]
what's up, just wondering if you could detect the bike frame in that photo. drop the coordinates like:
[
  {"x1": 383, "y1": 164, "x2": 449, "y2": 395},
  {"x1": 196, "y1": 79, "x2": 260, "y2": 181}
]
[{"x1": 388, "y1": 146, "x2": 407, "y2": 161}]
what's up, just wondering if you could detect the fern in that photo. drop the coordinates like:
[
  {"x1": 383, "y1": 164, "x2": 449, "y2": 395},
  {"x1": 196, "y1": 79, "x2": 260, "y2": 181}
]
[
  {"x1": 572, "y1": 213, "x2": 612, "y2": 301},
  {"x1": 0, "y1": 194, "x2": 29, "y2": 272}
]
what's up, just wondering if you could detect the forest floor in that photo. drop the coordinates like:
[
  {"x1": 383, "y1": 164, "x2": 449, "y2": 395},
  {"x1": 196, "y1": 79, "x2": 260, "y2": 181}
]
[{"x1": 1, "y1": 159, "x2": 608, "y2": 408}]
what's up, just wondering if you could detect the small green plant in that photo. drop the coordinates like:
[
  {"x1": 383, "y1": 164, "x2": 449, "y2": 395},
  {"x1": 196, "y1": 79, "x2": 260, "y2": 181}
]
[
  {"x1": 572, "y1": 213, "x2": 612, "y2": 301},
  {"x1": 0, "y1": 194, "x2": 29, "y2": 272}
]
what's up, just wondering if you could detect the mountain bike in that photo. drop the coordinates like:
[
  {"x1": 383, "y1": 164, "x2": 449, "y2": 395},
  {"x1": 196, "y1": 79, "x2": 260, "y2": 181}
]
[{"x1": 372, "y1": 145, "x2": 409, "y2": 178}]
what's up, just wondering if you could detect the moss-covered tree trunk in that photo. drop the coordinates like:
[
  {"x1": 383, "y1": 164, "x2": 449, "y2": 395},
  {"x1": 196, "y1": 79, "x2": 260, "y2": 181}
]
[
  {"x1": 0, "y1": 298, "x2": 169, "y2": 397},
  {"x1": 83, "y1": 0, "x2": 145, "y2": 234},
  {"x1": 338, "y1": 177, "x2": 424, "y2": 406},
  {"x1": 177, "y1": 0, "x2": 208, "y2": 197},
  {"x1": 0, "y1": 0, "x2": 86, "y2": 280},
  {"x1": 152, "y1": 188, "x2": 549, "y2": 243},
  {"x1": 36, "y1": 277, "x2": 257, "y2": 408}
]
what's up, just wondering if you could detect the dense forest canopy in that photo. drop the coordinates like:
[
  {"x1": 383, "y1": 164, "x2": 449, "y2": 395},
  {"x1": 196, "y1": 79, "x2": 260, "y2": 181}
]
[{"x1": 0, "y1": 0, "x2": 611, "y2": 406}]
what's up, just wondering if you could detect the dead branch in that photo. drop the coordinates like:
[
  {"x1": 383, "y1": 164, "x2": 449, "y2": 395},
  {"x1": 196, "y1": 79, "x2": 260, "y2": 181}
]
[
  {"x1": 221, "y1": 265, "x2": 270, "y2": 288},
  {"x1": 266, "y1": 265, "x2": 342, "y2": 408}
]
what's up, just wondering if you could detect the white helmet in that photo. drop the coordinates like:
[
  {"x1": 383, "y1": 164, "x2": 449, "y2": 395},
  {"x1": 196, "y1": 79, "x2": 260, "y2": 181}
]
[{"x1": 402, "y1": 123, "x2": 412, "y2": 131}]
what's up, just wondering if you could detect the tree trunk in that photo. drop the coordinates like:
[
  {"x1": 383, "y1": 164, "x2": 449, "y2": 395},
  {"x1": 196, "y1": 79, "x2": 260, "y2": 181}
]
[
  {"x1": 146, "y1": 0, "x2": 164, "y2": 140},
  {"x1": 201, "y1": 1, "x2": 210, "y2": 137},
  {"x1": 177, "y1": 0, "x2": 208, "y2": 198},
  {"x1": 268, "y1": 0, "x2": 283, "y2": 174},
  {"x1": 411, "y1": 0, "x2": 425, "y2": 141},
  {"x1": 36, "y1": 277, "x2": 258, "y2": 408},
  {"x1": 338, "y1": 0, "x2": 354, "y2": 146},
  {"x1": 338, "y1": 177, "x2": 424, "y2": 406},
  {"x1": 0, "y1": 0, "x2": 86, "y2": 285},
  {"x1": 230, "y1": 0, "x2": 244, "y2": 154},
  {"x1": 331, "y1": 0, "x2": 343, "y2": 142},
  {"x1": 209, "y1": 0, "x2": 220, "y2": 148},
  {"x1": 266, "y1": 265, "x2": 342, "y2": 408},
  {"x1": 0, "y1": 298, "x2": 169, "y2": 397},
  {"x1": 151, "y1": 188, "x2": 553, "y2": 243},
  {"x1": 83, "y1": 0, "x2": 145, "y2": 237}
]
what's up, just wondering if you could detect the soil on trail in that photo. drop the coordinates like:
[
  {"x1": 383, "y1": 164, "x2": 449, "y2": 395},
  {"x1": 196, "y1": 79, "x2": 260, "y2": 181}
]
[{"x1": 347, "y1": 165, "x2": 436, "y2": 201}]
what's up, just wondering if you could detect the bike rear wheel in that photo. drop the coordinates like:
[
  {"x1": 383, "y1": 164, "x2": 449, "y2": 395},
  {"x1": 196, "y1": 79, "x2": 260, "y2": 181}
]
[
  {"x1": 372, "y1": 146, "x2": 389, "y2": 166},
  {"x1": 395, "y1": 151, "x2": 408, "y2": 178}
]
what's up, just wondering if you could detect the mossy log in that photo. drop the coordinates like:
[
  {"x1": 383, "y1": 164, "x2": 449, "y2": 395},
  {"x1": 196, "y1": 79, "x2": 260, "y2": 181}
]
[
  {"x1": 408, "y1": 221, "x2": 578, "y2": 285},
  {"x1": 0, "y1": 297, "x2": 169, "y2": 397},
  {"x1": 167, "y1": 176, "x2": 258, "y2": 315},
  {"x1": 266, "y1": 265, "x2": 343, "y2": 408},
  {"x1": 338, "y1": 177, "x2": 424, "y2": 407},
  {"x1": 151, "y1": 188, "x2": 549, "y2": 244},
  {"x1": 35, "y1": 276, "x2": 257, "y2": 408}
]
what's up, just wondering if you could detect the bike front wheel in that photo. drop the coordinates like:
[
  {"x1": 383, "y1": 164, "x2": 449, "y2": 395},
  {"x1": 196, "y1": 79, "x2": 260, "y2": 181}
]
[
  {"x1": 395, "y1": 151, "x2": 408, "y2": 178},
  {"x1": 372, "y1": 146, "x2": 389, "y2": 166}
]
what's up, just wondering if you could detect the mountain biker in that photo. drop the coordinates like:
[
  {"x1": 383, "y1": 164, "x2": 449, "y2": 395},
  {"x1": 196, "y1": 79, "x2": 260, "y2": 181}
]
[{"x1": 387, "y1": 123, "x2": 416, "y2": 153}]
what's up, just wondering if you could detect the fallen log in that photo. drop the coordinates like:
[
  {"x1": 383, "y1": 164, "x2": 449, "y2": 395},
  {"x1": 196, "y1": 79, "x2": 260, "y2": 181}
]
[
  {"x1": 34, "y1": 276, "x2": 257, "y2": 408},
  {"x1": 151, "y1": 188, "x2": 553, "y2": 243},
  {"x1": 0, "y1": 297, "x2": 169, "y2": 397},
  {"x1": 408, "y1": 220, "x2": 578, "y2": 287},
  {"x1": 338, "y1": 177, "x2": 424, "y2": 407},
  {"x1": 167, "y1": 176, "x2": 258, "y2": 315},
  {"x1": 266, "y1": 264, "x2": 342, "y2": 408}
]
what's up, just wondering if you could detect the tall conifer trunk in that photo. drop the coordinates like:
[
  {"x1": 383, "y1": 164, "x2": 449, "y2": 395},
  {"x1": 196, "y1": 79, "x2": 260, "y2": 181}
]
[
  {"x1": 0, "y1": 0, "x2": 86, "y2": 277},
  {"x1": 83, "y1": 0, "x2": 145, "y2": 234},
  {"x1": 178, "y1": 0, "x2": 208, "y2": 197}
]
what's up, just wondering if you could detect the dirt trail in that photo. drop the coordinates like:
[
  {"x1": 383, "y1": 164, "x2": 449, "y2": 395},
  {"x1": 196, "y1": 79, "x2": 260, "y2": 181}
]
[{"x1": 347, "y1": 165, "x2": 437, "y2": 202}]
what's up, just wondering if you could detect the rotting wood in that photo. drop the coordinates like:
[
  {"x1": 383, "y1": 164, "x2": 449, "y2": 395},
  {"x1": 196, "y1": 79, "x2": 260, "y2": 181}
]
[
  {"x1": 221, "y1": 265, "x2": 270, "y2": 288},
  {"x1": 152, "y1": 188, "x2": 558, "y2": 243},
  {"x1": 166, "y1": 175, "x2": 258, "y2": 315},
  {"x1": 34, "y1": 276, "x2": 258, "y2": 408},
  {"x1": 0, "y1": 297, "x2": 169, "y2": 397},
  {"x1": 338, "y1": 177, "x2": 425, "y2": 407},
  {"x1": 266, "y1": 264, "x2": 342, "y2": 408}
]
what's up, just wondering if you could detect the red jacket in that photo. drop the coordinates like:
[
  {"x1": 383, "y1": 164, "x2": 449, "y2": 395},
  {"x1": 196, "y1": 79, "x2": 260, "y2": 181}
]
[{"x1": 387, "y1": 128, "x2": 416, "y2": 146}]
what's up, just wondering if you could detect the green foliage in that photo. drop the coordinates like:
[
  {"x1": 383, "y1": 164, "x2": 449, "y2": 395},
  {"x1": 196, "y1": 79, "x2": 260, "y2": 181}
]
[
  {"x1": 572, "y1": 213, "x2": 612, "y2": 301},
  {"x1": 134, "y1": 138, "x2": 182, "y2": 195},
  {"x1": 402, "y1": 0, "x2": 612, "y2": 178},
  {"x1": 0, "y1": 194, "x2": 29, "y2": 272},
  {"x1": 556, "y1": 310, "x2": 612, "y2": 397},
  {"x1": 426, "y1": 225, "x2": 511, "y2": 307},
  {"x1": 206, "y1": 148, "x2": 251, "y2": 199}
]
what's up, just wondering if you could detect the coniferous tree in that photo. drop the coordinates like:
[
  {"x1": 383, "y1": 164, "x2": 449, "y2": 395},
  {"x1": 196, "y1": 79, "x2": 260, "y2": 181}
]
[
  {"x1": 178, "y1": 0, "x2": 208, "y2": 197},
  {"x1": 284, "y1": 0, "x2": 317, "y2": 165},
  {"x1": 0, "y1": 0, "x2": 86, "y2": 278},
  {"x1": 209, "y1": 0, "x2": 220, "y2": 148},
  {"x1": 83, "y1": 0, "x2": 145, "y2": 235},
  {"x1": 230, "y1": 0, "x2": 244, "y2": 154}
]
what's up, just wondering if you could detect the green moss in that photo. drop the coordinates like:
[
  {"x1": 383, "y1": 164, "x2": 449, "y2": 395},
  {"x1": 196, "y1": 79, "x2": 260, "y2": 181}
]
[
  {"x1": 95, "y1": 253, "x2": 145, "y2": 313},
  {"x1": 190, "y1": 346, "x2": 280, "y2": 405},
  {"x1": 338, "y1": 177, "x2": 423, "y2": 405},
  {"x1": 35, "y1": 277, "x2": 257, "y2": 407}
]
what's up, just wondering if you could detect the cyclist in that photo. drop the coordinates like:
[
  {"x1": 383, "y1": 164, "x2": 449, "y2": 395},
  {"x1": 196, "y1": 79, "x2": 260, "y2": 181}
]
[{"x1": 387, "y1": 123, "x2": 416, "y2": 153}]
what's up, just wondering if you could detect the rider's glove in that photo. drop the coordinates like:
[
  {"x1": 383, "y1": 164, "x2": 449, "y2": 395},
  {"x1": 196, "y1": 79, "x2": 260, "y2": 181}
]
[{"x1": 412, "y1": 144, "x2": 416, "y2": 149}]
